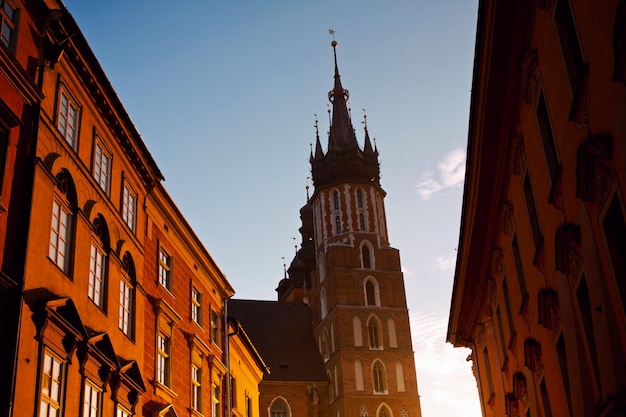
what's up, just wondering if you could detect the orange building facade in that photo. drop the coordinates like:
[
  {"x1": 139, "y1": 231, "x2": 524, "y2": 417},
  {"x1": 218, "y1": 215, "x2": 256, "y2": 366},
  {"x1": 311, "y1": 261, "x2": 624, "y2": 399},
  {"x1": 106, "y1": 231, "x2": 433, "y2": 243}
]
[
  {"x1": 1, "y1": 1, "x2": 265, "y2": 417},
  {"x1": 448, "y1": 1, "x2": 626, "y2": 417}
]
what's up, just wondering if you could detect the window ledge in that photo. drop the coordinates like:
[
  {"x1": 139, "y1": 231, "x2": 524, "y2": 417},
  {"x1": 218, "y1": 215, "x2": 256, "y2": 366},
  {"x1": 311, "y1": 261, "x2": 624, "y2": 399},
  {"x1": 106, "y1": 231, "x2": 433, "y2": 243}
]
[
  {"x1": 153, "y1": 380, "x2": 177, "y2": 403},
  {"x1": 374, "y1": 391, "x2": 388, "y2": 395}
]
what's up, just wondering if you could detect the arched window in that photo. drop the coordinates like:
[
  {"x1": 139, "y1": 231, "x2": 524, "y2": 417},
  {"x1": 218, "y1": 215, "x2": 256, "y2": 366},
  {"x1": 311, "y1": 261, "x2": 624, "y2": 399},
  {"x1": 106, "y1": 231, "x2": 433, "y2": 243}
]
[
  {"x1": 119, "y1": 252, "x2": 136, "y2": 338},
  {"x1": 318, "y1": 254, "x2": 325, "y2": 282},
  {"x1": 270, "y1": 398, "x2": 290, "y2": 417},
  {"x1": 49, "y1": 170, "x2": 77, "y2": 275},
  {"x1": 333, "y1": 190, "x2": 340, "y2": 211},
  {"x1": 357, "y1": 189, "x2": 364, "y2": 208},
  {"x1": 372, "y1": 360, "x2": 387, "y2": 394},
  {"x1": 364, "y1": 277, "x2": 380, "y2": 307},
  {"x1": 320, "y1": 287, "x2": 328, "y2": 319},
  {"x1": 359, "y1": 213, "x2": 366, "y2": 231},
  {"x1": 387, "y1": 317, "x2": 397, "y2": 348},
  {"x1": 327, "y1": 371, "x2": 334, "y2": 403},
  {"x1": 322, "y1": 327, "x2": 330, "y2": 361},
  {"x1": 88, "y1": 215, "x2": 110, "y2": 311},
  {"x1": 353, "y1": 316, "x2": 363, "y2": 347},
  {"x1": 377, "y1": 404, "x2": 392, "y2": 417},
  {"x1": 362, "y1": 245, "x2": 371, "y2": 269},
  {"x1": 367, "y1": 316, "x2": 382, "y2": 349},
  {"x1": 354, "y1": 359, "x2": 364, "y2": 391},
  {"x1": 396, "y1": 361, "x2": 405, "y2": 392},
  {"x1": 335, "y1": 216, "x2": 342, "y2": 234}
]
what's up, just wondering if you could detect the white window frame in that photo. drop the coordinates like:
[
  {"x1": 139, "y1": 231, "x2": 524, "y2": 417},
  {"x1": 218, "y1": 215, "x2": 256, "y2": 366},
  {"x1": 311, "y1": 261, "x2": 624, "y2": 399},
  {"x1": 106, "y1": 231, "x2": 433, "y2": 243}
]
[
  {"x1": 191, "y1": 287, "x2": 202, "y2": 325},
  {"x1": 119, "y1": 278, "x2": 133, "y2": 337},
  {"x1": 49, "y1": 200, "x2": 71, "y2": 272},
  {"x1": 88, "y1": 243, "x2": 106, "y2": 309},
  {"x1": 192, "y1": 363, "x2": 202, "y2": 412},
  {"x1": 58, "y1": 90, "x2": 80, "y2": 148},
  {"x1": 83, "y1": 380, "x2": 101, "y2": 417},
  {"x1": 121, "y1": 182, "x2": 137, "y2": 232},
  {"x1": 116, "y1": 406, "x2": 131, "y2": 417},
  {"x1": 93, "y1": 140, "x2": 112, "y2": 194},
  {"x1": 156, "y1": 332, "x2": 171, "y2": 387},
  {"x1": 39, "y1": 350, "x2": 64, "y2": 417},
  {"x1": 158, "y1": 248, "x2": 172, "y2": 291}
]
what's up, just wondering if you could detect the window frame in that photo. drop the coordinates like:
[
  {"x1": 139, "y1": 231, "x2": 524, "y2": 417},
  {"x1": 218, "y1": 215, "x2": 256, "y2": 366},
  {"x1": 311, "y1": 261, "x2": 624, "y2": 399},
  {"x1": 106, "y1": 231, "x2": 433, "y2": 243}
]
[
  {"x1": 121, "y1": 180, "x2": 137, "y2": 232},
  {"x1": 57, "y1": 88, "x2": 80, "y2": 149},
  {"x1": 82, "y1": 379, "x2": 102, "y2": 417},
  {"x1": 158, "y1": 247, "x2": 172, "y2": 292},
  {"x1": 372, "y1": 360, "x2": 387, "y2": 394},
  {"x1": 119, "y1": 277, "x2": 133, "y2": 338},
  {"x1": 39, "y1": 349, "x2": 65, "y2": 417},
  {"x1": 88, "y1": 242, "x2": 106, "y2": 310},
  {"x1": 49, "y1": 198, "x2": 72, "y2": 274},
  {"x1": 92, "y1": 137, "x2": 112, "y2": 195},
  {"x1": 156, "y1": 332, "x2": 171, "y2": 387},
  {"x1": 367, "y1": 316, "x2": 382, "y2": 350},
  {"x1": 191, "y1": 363, "x2": 202, "y2": 412},
  {"x1": 191, "y1": 286, "x2": 202, "y2": 326},
  {"x1": 0, "y1": 0, "x2": 17, "y2": 51}
]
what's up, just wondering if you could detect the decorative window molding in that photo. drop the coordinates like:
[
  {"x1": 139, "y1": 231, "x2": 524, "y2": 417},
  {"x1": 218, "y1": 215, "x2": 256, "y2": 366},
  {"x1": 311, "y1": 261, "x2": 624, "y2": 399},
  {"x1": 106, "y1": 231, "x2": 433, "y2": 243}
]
[
  {"x1": 554, "y1": 223, "x2": 583, "y2": 284},
  {"x1": 372, "y1": 361, "x2": 388, "y2": 394},
  {"x1": 83, "y1": 379, "x2": 101, "y2": 417},
  {"x1": 360, "y1": 240, "x2": 375, "y2": 269},
  {"x1": 575, "y1": 134, "x2": 613, "y2": 207},
  {"x1": 524, "y1": 338, "x2": 543, "y2": 379},
  {"x1": 269, "y1": 397, "x2": 291, "y2": 417},
  {"x1": 363, "y1": 276, "x2": 380, "y2": 307},
  {"x1": 521, "y1": 50, "x2": 540, "y2": 106},
  {"x1": 39, "y1": 349, "x2": 66, "y2": 417},
  {"x1": 367, "y1": 315, "x2": 383, "y2": 350}
]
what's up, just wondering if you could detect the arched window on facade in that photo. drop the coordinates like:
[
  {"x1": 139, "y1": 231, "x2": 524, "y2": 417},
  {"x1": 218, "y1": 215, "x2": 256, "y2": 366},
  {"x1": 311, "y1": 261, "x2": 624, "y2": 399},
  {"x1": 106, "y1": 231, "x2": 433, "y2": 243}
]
[
  {"x1": 88, "y1": 214, "x2": 110, "y2": 311},
  {"x1": 270, "y1": 398, "x2": 290, "y2": 417},
  {"x1": 335, "y1": 215, "x2": 342, "y2": 234},
  {"x1": 361, "y1": 245, "x2": 372, "y2": 269},
  {"x1": 320, "y1": 287, "x2": 328, "y2": 319},
  {"x1": 377, "y1": 404, "x2": 392, "y2": 417},
  {"x1": 354, "y1": 359, "x2": 364, "y2": 391},
  {"x1": 372, "y1": 360, "x2": 387, "y2": 394},
  {"x1": 49, "y1": 170, "x2": 77, "y2": 275},
  {"x1": 364, "y1": 277, "x2": 380, "y2": 307},
  {"x1": 333, "y1": 190, "x2": 340, "y2": 211},
  {"x1": 353, "y1": 316, "x2": 363, "y2": 347},
  {"x1": 387, "y1": 317, "x2": 397, "y2": 348},
  {"x1": 357, "y1": 188, "x2": 364, "y2": 208},
  {"x1": 396, "y1": 361, "x2": 405, "y2": 392},
  {"x1": 359, "y1": 213, "x2": 366, "y2": 231},
  {"x1": 367, "y1": 316, "x2": 382, "y2": 349},
  {"x1": 327, "y1": 371, "x2": 334, "y2": 403}
]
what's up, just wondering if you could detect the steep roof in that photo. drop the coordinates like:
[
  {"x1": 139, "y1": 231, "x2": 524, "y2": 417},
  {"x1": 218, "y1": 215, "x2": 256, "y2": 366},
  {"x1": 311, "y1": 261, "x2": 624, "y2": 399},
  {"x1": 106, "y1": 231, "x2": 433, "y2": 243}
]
[{"x1": 228, "y1": 299, "x2": 327, "y2": 382}]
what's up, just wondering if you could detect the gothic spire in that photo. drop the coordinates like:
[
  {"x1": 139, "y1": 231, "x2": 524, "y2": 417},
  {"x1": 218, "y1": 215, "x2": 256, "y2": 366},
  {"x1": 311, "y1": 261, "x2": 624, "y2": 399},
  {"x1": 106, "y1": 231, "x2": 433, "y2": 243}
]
[{"x1": 327, "y1": 40, "x2": 358, "y2": 151}]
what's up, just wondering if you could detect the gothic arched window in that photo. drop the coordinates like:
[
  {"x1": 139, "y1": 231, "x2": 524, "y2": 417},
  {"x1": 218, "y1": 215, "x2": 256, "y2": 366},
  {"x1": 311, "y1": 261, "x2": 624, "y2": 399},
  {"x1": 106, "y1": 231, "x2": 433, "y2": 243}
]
[
  {"x1": 333, "y1": 190, "x2": 340, "y2": 211},
  {"x1": 364, "y1": 277, "x2": 380, "y2": 307},
  {"x1": 362, "y1": 245, "x2": 371, "y2": 268},
  {"x1": 357, "y1": 189, "x2": 364, "y2": 208},
  {"x1": 367, "y1": 316, "x2": 382, "y2": 349},
  {"x1": 372, "y1": 361, "x2": 387, "y2": 393},
  {"x1": 359, "y1": 213, "x2": 366, "y2": 231},
  {"x1": 335, "y1": 216, "x2": 342, "y2": 234},
  {"x1": 270, "y1": 398, "x2": 290, "y2": 417}
]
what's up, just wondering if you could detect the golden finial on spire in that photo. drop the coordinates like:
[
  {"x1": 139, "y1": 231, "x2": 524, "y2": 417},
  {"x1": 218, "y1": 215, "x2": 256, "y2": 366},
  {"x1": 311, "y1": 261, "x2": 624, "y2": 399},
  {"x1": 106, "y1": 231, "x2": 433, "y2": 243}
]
[{"x1": 329, "y1": 29, "x2": 337, "y2": 47}]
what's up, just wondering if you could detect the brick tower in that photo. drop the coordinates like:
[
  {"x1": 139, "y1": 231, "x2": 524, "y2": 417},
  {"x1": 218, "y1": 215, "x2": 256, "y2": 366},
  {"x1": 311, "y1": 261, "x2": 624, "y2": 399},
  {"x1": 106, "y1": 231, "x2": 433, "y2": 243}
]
[{"x1": 277, "y1": 40, "x2": 424, "y2": 417}]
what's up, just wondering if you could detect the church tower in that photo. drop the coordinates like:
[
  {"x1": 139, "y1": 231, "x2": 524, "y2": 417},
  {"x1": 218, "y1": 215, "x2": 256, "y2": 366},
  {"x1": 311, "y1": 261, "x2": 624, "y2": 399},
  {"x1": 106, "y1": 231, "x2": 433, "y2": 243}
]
[{"x1": 278, "y1": 40, "x2": 423, "y2": 417}]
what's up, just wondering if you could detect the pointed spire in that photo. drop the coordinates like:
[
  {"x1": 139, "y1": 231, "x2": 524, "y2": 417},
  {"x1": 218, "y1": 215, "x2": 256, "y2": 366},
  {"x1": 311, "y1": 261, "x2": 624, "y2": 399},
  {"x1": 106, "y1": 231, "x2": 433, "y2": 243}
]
[
  {"x1": 314, "y1": 115, "x2": 324, "y2": 159},
  {"x1": 327, "y1": 38, "x2": 358, "y2": 151},
  {"x1": 362, "y1": 109, "x2": 374, "y2": 153}
]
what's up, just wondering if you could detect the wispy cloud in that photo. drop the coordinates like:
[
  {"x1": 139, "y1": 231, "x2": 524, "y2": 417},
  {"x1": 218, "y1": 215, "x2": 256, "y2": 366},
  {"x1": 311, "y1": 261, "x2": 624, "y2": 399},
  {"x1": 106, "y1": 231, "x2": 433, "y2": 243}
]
[
  {"x1": 416, "y1": 148, "x2": 466, "y2": 200},
  {"x1": 433, "y1": 255, "x2": 455, "y2": 272},
  {"x1": 410, "y1": 311, "x2": 482, "y2": 417}
]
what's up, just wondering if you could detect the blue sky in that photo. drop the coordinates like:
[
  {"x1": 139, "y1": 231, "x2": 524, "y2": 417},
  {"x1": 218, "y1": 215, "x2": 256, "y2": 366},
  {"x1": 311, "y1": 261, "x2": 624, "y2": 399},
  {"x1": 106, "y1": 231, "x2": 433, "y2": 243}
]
[{"x1": 63, "y1": 1, "x2": 481, "y2": 416}]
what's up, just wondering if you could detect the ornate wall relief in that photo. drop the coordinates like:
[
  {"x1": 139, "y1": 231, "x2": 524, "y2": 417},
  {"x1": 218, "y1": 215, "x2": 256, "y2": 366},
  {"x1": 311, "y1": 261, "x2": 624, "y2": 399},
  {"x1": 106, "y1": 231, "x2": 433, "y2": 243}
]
[
  {"x1": 576, "y1": 134, "x2": 613, "y2": 208},
  {"x1": 537, "y1": 289, "x2": 560, "y2": 334},
  {"x1": 554, "y1": 223, "x2": 583, "y2": 284},
  {"x1": 501, "y1": 201, "x2": 515, "y2": 235},
  {"x1": 521, "y1": 50, "x2": 540, "y2": 105}
]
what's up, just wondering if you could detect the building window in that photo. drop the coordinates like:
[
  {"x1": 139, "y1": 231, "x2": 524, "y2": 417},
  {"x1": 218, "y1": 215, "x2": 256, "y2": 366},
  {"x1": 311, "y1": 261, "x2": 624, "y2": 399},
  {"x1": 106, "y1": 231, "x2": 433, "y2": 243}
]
[
  {"x1": 357, "y1": 189, "x2": 364, "y2": 208},
  {"x1": 576, "y1": 276, "x2": 600, "y2": 384},
  {"x1": 83, "y1": 380, "x2": 101, "y2": 417},
  {"x1": 191, "y1": 364, "x2": 202, "y2": 412},
  {"x1": 119, "y1": 278, "x2": 133, "y2": 336},
  {"x1": 212, "y1": 383, "x2": 221, "y2": 417},
  {"x1": 191, "y1": 287, "x2": 202, "y2": 325},
  {"x1": 335, "y1": 215, "x2": 342, "y2": 234},
  {"x1": 320, "y1": 287, "x2": 328, "y2": 319},
  {"x1": 116, "y1": 406, "x2": 131, "y2": 417},
  {"x1": 333, "y1": 190, "x2": 340, "y2": 211},
  {"x1": 230, "y1": 375, "x2": 237, "y2": 408},
  {"x1": 39, "y1": 350, "x2": 64, "y2": 417},
  {"x1": 49, "y1": 200, "x2": 72, "y2": 272},
  {"x1": 58, "y1": 90, "x2": 80, "y2": 148},
  {"x1": 364, "y1": 277, "x2": 380, "y2": 307},
  {"x1": 93, "y1": 141, "x2": 111, "y2": 194},
  {"x1": 359, "y1": 213, "x2": 366, "y2": 231},
  {"x1": 536, "y1": 91, "x2": 560, "y2": 186},
  {"x1": 156, "y1": 333, "x2": 171, "y2": 386},
  {"x1": 88, "y1": 243, "x2": 106, "y2": 309},
  {"x1": 158, "y1": 248, "x2": 172, "y2": 291},
  {"x1": 211, "y1": 310, "x2": 221, "y2": 347},
  {"x1": 555, "y1": 0, "x2": 586, "y2": 97},
  {"x1": 270, "y1": 398, "x2": 289, "y2": 417},
  {"x1": 322, "y1": 327, "x2": 330, "y2": 361},
  {"x1": 246, "y1": 394, "x2": 252, "y2": 417},
  {"x1": 372, "y1": 360, "x2": 387, "y2": 394},
  {"x1": 0, "y1": 0, "x2": 16, "y2": 50},
  {"x1": 354, "y1": 359, "x2": 364, "y2": 391},
  {"x1": 121, "y1": 183, "x2": 137, "y2": 232},
  {"x1": 602, "y1": 194, "x2": 626, "y2": 313},
  {"x1": 362, "y1": 245, "x2": 372, "y2": 269},
  {"x1": 523, "y1": 173, "x2": 542, "y2": 249},
  {"x1": 367, "y1": 316, "x2": 382, "y2": 349}
]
